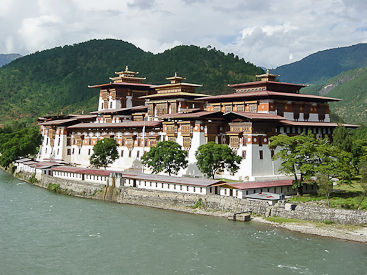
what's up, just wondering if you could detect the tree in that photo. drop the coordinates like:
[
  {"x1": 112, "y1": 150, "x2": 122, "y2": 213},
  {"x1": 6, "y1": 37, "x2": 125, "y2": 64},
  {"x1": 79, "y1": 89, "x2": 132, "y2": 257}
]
[
  {"x1": 141, "y1": 140, "x2": 188, "y2": 176},
  {"x1": 357, "y1": 164, "x2": 367, "y2": 210},
  {"x1": 333, "y1": 124, "x2": 353, "y2": 152},
  {"x1": 0, "y1": 126, "x2": 42, "y2": 167},
  {"x1": 316, "y1": 145, "x2": 356, "y2": 184},
  {"x1": 317, "y1": 173, "x2": 332, "y2": 207},
  {"x1": 90, "y1": 138, "x2": 118, "y2": 169},
  {"x1": 269, "y1": 131, "x2": 320, "y2": 195},
  {"x1": 195, "y1": 142, "x2": 242, "y2": 179}
]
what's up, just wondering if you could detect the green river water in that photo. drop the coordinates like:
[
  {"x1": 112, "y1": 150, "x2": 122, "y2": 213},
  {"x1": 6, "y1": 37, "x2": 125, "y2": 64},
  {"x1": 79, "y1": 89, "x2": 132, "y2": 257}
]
[{"x1": 0, "y1": 170, "x2": 366, "y2": 274}]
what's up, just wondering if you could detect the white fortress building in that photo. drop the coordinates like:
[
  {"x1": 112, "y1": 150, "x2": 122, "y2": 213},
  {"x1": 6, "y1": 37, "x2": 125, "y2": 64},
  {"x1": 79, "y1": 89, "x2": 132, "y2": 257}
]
[{"x1": 37, "y1": 67, "x2": 351, "y2": 181}]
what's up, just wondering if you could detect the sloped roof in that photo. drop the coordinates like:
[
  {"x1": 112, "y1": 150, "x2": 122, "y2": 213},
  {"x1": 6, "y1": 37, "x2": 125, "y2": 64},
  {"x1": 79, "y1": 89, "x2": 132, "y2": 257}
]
[{"x1": 219, "y1": 180, "x2": 293, "y2": 190}]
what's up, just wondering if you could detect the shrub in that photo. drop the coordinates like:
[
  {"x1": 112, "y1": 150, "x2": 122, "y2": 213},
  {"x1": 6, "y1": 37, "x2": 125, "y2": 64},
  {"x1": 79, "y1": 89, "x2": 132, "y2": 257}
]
[
  {"x1": 47, "y1": 183, "x2": 62, "y2": 193},
  {"x1": 29, "y1": 174, "x2": 38, "y2": 184}
]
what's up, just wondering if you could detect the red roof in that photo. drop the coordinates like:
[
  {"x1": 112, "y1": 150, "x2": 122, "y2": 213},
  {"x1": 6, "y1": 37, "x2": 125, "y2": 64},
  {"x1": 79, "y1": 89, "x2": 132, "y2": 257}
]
[
  {"x1": 225, "y1": 180, "x2": 293, "y2": 190},
  {"x1": 67, "y1": 121, "x2": 162, "y2": 129},
  {"x1": 197, "y1": 90, "x2": 340, "y2": 102}
]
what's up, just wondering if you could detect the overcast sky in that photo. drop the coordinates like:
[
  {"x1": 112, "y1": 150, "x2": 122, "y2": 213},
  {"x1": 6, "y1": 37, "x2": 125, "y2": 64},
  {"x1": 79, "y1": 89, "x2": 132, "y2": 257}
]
[{"x1": 1, "y1": 0, "x2": 367, "y2": 68}]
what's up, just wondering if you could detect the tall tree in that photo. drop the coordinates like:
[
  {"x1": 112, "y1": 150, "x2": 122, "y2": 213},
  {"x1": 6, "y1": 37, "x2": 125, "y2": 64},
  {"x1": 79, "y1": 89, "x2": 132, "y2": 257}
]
[
  {"x1": 141, "y1": 140, "x2": 188, "y2": 176},
  {"x1": 269, "y1": 131, "x2": 319, "y2": 195},
  {"x1": 195, "y1": 142, "x2": 242, "y2": 179},
  {"x1": 90, "y1": 138, "x2": 118, "y2": 169}
]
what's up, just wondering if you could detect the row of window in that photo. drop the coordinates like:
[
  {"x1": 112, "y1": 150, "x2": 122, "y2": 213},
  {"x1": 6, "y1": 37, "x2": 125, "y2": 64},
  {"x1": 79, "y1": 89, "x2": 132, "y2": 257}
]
[{"x1": 136, "y1": 180, "x2": 204, "y2": 193}]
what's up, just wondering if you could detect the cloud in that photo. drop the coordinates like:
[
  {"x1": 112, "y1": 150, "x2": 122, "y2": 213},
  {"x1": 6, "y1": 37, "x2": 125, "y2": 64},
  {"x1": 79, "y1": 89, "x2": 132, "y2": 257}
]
[
  {"x1": 127, "y1": 0, "x2": 157, "y2": 10},
  {"x1": 0, "y1": 0, "x2": 367, "y2": 69}
]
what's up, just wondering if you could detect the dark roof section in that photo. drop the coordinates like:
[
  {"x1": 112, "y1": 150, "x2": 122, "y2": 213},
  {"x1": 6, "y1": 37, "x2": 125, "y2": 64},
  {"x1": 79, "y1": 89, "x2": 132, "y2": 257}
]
[
  {"x1": 229, "y1": 80, "x2": 307, "y2": 88},
  {"x1": 89, "y1": 82, "x2": 155, "y2": 89},
  {"x1": 224, "y1": 111, "x2": 286, "y2": 121},
  {"x1": 67, "y1": 121, "x2": 162, "y2": 129},
  {"x1": 39, "y1": 115, "x2": 97, "y2": 126},
  {"x1": 280, "y1": 121, "x2": 360, "y2": 128},
  {"x1": 196, "y1": 90, "x2": 341, "y2": 103},
  {"x1": 158, "y1": 111, "x2": 223, "y2": 120},
  {"x1": 90, "y1": 106, "x2": 148, "y2": 115}
]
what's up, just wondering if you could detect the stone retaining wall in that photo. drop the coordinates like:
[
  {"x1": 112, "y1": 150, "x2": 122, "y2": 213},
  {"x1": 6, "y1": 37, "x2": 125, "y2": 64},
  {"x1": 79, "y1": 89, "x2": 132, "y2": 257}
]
[
  {"x1": 10, "y1": 171, "x2": 367, "y2": 226},
  {"x1": 271, "y1": 202, "x2": 367, "y2": 226}
]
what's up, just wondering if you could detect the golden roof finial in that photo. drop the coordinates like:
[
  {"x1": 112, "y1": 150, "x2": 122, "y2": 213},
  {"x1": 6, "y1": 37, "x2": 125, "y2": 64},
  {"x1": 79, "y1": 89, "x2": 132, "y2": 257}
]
[{"x1": 125, "y1": 66, "x2": 129, "y2": 72}]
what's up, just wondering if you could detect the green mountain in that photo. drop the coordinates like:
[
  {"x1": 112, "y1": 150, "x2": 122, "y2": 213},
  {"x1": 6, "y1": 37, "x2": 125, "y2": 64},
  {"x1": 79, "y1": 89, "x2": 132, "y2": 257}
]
[
  {"x1": 301, "y1": 67, "x2": 367, "y2": 124},
  {"x1": 0, "y1": 54, "x2": 22, "y2": 67},
  {"x1": 272, "y1": 43, "x2": 367, "y2": 85},
  {"x1": 0, "y1": 39, "x2": 263, "y2": 126}
]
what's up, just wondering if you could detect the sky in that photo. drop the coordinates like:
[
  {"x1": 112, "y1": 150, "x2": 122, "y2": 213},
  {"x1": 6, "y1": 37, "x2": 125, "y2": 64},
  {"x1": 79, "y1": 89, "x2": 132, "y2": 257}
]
[{"x1": 1, "y1": 0, "x2": 367, "y2": 69}]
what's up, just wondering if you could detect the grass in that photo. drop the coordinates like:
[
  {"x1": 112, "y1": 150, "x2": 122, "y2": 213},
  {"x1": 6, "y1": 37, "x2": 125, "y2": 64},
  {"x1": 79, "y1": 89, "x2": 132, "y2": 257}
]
[
  {"x1": 289, "y1": 182, "x2": 367, "y2": 210},
  {"x1": 265, "y1": 216, "x2": 306, "y2": 224}
]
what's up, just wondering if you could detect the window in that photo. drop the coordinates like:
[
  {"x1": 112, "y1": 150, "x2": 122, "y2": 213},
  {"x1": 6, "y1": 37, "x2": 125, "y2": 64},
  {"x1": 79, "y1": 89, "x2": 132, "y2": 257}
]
[
  {"x1": 187, "y1": 186, "x2": 189, "y2": 191},
  {"x1": 67, "y1": 149, "x2": 71, "y2": 155},
  {"x1": 78, "y1": 148, "x2": 81, "y2": 155},
  {"x1": 156, "y1": 183, "x2": 158, "y2": 188},
  {"x1": 88, "y1": 149, "x2": 91, "y2": 155},
  {"x1": 72, "y1": 148, "x2": 75, "y2": 154},
  {"x1": 58, "y1": 138, "x2": 60, "y2": 146},
  {"x1": 276, "y1": 103, "x2": 284, "y2": 117},
  {"x1": 137, "y1": 151, "x2": 140, "y2": 158},
  {"x1": 242, "y1": 151, "x2": 246, "y2": 159},
  {"x1": 259, "y1": 150, "x2": 263, "y2": 159},
  {"x1": 293, "y1": 104, "x2": 300, "y2": 120},
  {"x1": 110, "y1": 102, "x2": 112, "y2": 108},
  {"x1": 258, "y1": 137, "x2": 263, "y2": 147},
  {"x1": 304, "y1": 105, "x2": 310, "y2": 121},
  {"x1": 129, "y1": 150, "x2": 132, "y2": 158},
  {"x1": 121, "y1": 150, "x2": 124, "y2": 157},
  {"x1": 200, "y1": 187, "x2": 202, "y2": 193},
  {"x1": 180, "y1": 185, "x2": 182, "y2": 190},
  {"x1": 193, "y1": 187, "x2": 196, "y2": 192},
  {"x1": 271, "y1": 149, "x2": 275, "y2": 158}
]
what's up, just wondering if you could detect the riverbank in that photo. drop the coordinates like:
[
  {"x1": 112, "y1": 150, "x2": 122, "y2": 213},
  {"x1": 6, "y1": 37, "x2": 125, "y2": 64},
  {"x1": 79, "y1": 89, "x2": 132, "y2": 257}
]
[
  {"x1": 252, "y1": 216, "x2": 367, "y2": 243},
  {"x1": 4, "y1": 167, "x2": 367, "y2": 243}
]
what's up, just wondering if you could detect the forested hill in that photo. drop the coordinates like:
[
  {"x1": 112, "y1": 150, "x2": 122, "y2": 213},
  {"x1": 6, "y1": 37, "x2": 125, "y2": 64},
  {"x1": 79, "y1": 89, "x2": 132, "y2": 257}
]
[
  {"x1": 0, "y1": 39, "x2": 263, "y2": 125},
  {"x1": 301, "y1": 67, "x2": 367, "y2": 125},
  {"x1": 272, "y1": 43, "x2": 367, "y2": 85},
  {"x1": 0, "y1": 54, "x2": 22, "y2": 67}
]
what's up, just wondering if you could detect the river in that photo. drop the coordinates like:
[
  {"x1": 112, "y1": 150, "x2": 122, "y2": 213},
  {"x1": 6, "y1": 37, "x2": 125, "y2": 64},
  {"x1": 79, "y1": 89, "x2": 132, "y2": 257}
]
[{"x1": 0, "y1": 169, "x2": 366, "y2": 274}]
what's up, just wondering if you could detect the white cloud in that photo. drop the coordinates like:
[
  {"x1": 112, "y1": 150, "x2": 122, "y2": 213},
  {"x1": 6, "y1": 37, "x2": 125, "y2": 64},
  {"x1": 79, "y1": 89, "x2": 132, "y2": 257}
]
[{"x1": 0, "y1": 0, "x2": 367, "y2": 68}]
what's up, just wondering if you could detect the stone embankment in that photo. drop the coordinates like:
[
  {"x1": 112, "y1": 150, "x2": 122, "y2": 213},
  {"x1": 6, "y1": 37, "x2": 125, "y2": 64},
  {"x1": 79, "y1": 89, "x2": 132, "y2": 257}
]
[{"x1": 8, "y1": 169, "x2": 367, "y2": 242}]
